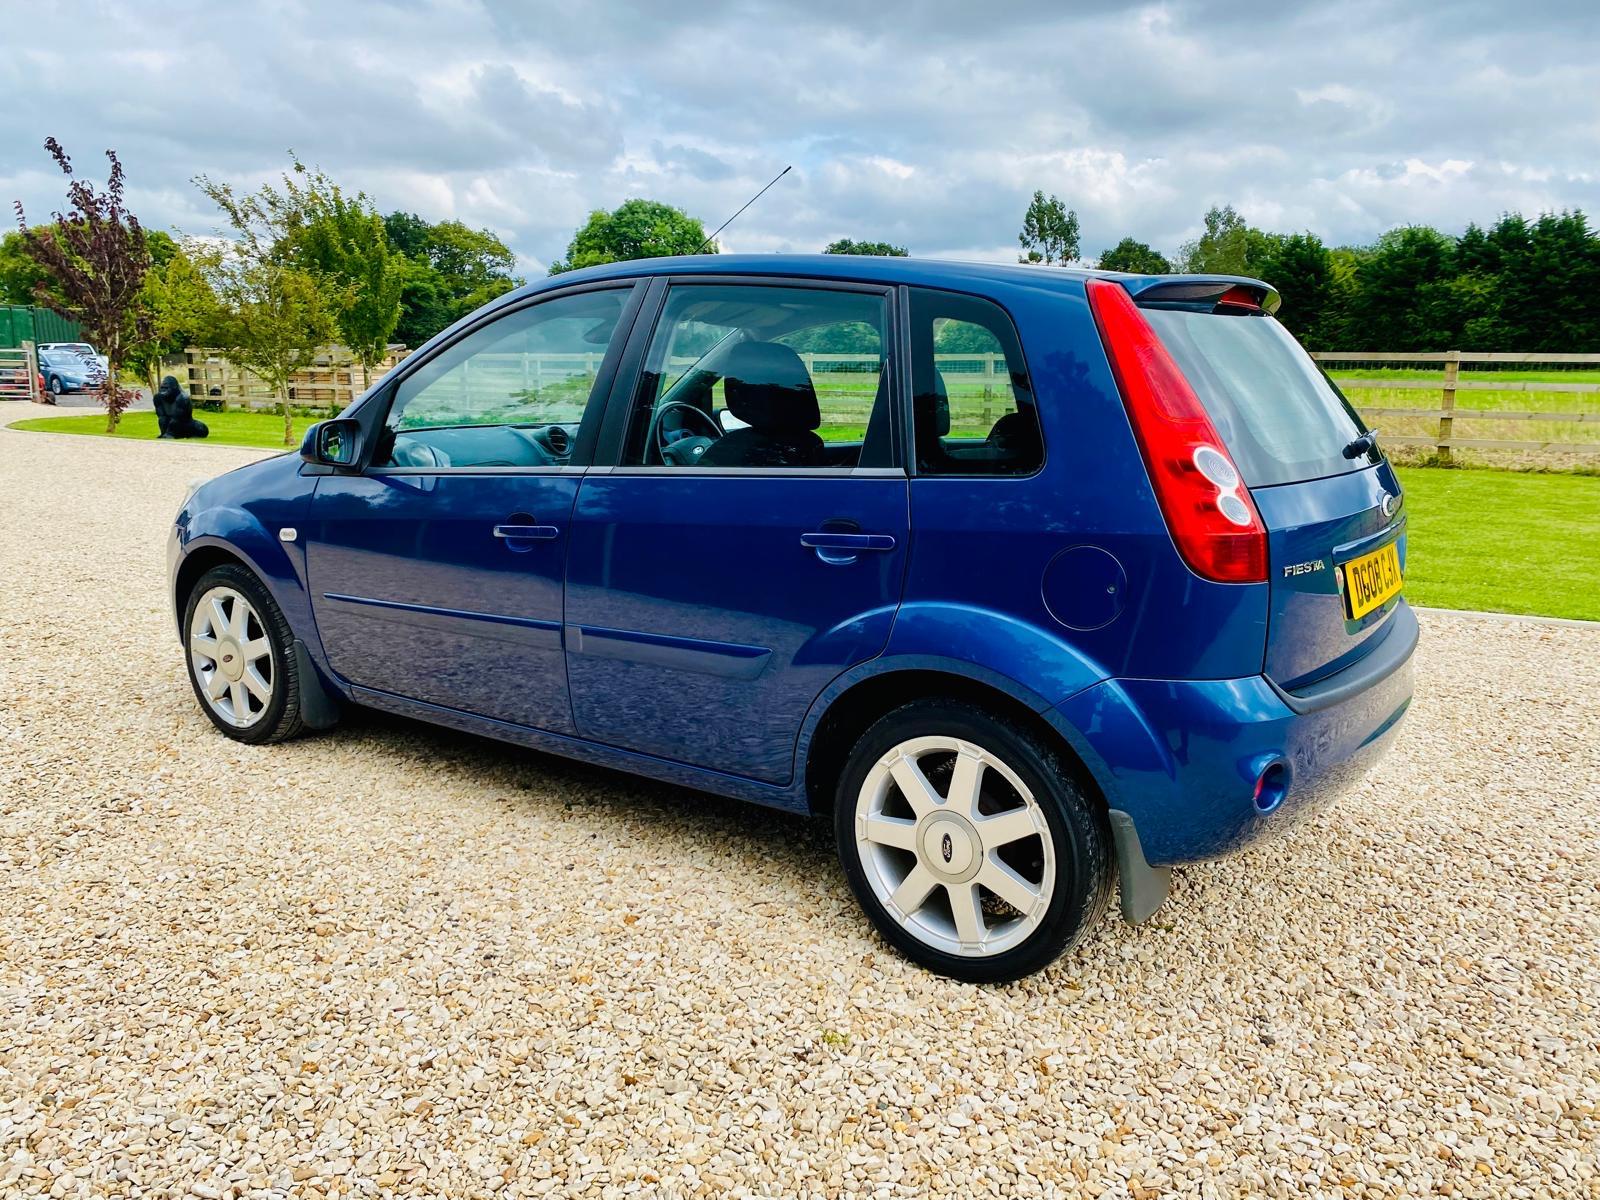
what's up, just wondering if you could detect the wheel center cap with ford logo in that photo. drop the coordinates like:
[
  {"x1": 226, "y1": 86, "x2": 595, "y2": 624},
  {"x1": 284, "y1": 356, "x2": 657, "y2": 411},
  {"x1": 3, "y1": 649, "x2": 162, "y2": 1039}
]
[{"x1": 920, "y1": 814, "x2": 981, "y2": 884}]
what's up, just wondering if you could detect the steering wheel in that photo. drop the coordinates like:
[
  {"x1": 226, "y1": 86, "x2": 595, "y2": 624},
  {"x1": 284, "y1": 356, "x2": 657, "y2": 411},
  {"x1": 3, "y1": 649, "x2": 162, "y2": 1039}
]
[{"x1": 650, "y1": 400, "x2": 723, "y2": 466}]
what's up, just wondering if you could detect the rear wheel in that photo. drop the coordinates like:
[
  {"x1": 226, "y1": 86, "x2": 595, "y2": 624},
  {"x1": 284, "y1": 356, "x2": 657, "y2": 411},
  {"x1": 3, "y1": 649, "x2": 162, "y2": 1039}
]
[
  {"x1": 834, "y1": 700, "x2": 1113, "y2": 982},
  {"x1": 182, "y1": 564, "x2": 309, "y2": 744},
  {"x1": 48, "y1": 375, "x2": 64, "y2": 396}
]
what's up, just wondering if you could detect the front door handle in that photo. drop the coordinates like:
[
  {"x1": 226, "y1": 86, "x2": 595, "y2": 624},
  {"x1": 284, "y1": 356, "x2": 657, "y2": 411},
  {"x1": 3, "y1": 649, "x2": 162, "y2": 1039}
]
[
  {"x1": 800, "y1": 532, "x2": 897, "y2": 552},
  {"x1": 493, "y1": 524, "x2": 560, "y2": 541}
]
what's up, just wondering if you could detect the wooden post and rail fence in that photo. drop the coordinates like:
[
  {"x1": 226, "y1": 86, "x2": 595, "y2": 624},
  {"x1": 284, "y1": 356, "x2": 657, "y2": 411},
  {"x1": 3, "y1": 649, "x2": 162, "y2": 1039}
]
[
  {"x1": 1310, "y1": 351, "x2": 1600, "y2": 462},
  {"x1": 182, "y1": 345, "x2": 412, "y2": 414}
]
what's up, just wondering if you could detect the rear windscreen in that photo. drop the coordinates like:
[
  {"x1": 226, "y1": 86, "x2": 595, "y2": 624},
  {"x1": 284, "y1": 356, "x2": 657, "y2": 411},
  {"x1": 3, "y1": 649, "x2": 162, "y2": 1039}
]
[{"x1": 1142, "y1": 307, "x2": 1372, "y2": 487}]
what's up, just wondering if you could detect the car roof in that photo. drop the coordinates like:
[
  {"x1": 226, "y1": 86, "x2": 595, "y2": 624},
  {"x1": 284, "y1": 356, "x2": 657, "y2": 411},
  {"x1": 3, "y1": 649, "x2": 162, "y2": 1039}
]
[{"x1": 505, "y1": 253, "x2": 1274, "y2": 308}]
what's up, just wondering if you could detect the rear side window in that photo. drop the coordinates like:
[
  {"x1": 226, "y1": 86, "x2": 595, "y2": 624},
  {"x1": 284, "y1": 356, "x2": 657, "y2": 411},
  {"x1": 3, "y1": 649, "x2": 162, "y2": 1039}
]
[
  {"x1": 909, "y1": 289, "x2": 1042, "y2": 476},
  {"x1": 1142, "y1": 308, "x2": 1369, "y2": 487}
]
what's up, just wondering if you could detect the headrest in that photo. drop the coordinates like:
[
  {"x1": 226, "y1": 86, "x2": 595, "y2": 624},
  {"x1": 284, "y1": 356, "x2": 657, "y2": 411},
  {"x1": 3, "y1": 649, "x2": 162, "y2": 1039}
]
[
  {"x1": 915, "y1": 369, "x2": 951, "y2": 438},
  {"x1": 989, "y1": 409, "x2": 1041, "y2": 455},
  {"x1": 722, "y1": 341, "x2": 820, "y2": 433}
]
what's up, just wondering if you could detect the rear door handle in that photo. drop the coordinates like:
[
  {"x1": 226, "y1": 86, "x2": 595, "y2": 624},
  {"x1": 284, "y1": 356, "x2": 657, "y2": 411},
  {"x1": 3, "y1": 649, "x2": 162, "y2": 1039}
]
[
  {"x1": 493, "y1": 524, "x2": 560, "y2": 540},
  {"x1": 800, "y1": 532, "x2": 897, "y2": 552}
]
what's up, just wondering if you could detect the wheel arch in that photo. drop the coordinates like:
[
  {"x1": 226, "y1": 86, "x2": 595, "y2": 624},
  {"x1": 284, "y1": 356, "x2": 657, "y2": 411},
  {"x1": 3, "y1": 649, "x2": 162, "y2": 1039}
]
[
  {"x1": 174, "y1": 535, "x2": 342, "y2": 731},
  {"x1": 801, "y1": 666, "x2": 1108, "y2": 818},
  {"x1": 802, "y1": 664, "x2": 1175, "y2": 926},
  {"x1": 173, "y1": 542, "x2": 252, "y2": 631}
]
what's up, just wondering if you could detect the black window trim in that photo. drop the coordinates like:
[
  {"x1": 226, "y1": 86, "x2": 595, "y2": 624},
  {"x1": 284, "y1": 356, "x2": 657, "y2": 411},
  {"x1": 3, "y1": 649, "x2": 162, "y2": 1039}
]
[
  {"x1": 589, "y1": 274, "x2": 908, "y2": 474},
  {"x1": 341, "y1": 277, "x2": 649, "y2": 476}
]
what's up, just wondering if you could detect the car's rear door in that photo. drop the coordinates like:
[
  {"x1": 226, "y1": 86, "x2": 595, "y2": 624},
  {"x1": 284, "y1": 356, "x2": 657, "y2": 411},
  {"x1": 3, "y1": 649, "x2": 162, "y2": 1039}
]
[
  {"x1": 1139, "y1": 291, "x2": 1406, "y2": 690},
  {"x1": 562, "y1": 277, "x2": 909, "y2": 785}
]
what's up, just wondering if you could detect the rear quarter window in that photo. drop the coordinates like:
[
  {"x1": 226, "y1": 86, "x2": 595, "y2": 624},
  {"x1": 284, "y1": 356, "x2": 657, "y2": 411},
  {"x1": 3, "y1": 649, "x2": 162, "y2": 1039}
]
[{"x1": 1142, "y1": 307, "x2": 1370, "y2": 487}]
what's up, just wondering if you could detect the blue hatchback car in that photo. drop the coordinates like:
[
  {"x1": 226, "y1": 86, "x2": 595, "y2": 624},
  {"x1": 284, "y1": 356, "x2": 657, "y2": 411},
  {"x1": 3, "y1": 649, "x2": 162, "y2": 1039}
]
[{"x1": 170, "y1": 256, "x2": 1415, "y2": 981}]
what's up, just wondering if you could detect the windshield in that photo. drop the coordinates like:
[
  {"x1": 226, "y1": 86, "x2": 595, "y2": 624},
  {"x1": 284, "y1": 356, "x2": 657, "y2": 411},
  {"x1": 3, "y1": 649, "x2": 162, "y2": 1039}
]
[{"x1": 1142, "y1": 307, "x2": 1374, "y2": 487}]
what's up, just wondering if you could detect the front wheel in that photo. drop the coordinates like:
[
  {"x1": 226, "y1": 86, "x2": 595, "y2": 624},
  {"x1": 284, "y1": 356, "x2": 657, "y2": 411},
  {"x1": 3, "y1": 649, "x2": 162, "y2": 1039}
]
[
  {"x1": 182, "y1": 564, "x2": 311, "y2": 744},
  {"x1": 48, "y1": 375, "x2": 64, "y2": 396},
  {"x1": 834, "y1": 700, "x2": 1114, "y2": 982}
]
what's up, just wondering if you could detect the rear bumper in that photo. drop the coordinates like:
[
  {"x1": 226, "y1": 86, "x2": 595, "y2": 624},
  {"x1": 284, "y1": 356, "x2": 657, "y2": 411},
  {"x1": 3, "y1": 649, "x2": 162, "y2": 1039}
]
[{"x1": 1056, "y1": 601, "x2": 1417, "y2": 869}]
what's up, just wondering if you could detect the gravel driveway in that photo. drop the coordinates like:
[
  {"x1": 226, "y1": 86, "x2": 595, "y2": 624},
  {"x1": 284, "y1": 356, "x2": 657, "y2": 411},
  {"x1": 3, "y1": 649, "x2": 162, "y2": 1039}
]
[{"x1": 2, "y1": 412, "x2": 1597, "y2": 1200}]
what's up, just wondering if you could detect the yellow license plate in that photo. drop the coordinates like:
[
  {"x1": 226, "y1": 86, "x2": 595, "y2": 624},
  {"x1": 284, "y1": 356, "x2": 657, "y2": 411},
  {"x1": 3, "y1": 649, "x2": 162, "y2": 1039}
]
[{"x1": 1342, "y1": 541, "x2": 1403, "y2": 620}]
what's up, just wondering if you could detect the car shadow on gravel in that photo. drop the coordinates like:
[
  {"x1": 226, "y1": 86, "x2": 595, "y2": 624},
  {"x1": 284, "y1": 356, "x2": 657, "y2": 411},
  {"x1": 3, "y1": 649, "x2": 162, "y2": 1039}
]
[
  {"x1": 323, "y1": 706, "x2": 1336, "y2": 989},
  {"x1": 336, "y1": 704, "x2": 837, "y2": 873}
]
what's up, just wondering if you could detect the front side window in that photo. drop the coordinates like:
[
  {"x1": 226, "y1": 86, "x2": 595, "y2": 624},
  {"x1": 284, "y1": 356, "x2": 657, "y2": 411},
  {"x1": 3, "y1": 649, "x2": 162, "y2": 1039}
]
[
  {"x1": 909, "y1": 289, "x2": 1043, "y2": 476},
  {"x1": 622, "y1": 283, "x2": 894, "y2": 469},
  {"x1": 374, "y1": 288, "x2": 627, "y2": 468}
]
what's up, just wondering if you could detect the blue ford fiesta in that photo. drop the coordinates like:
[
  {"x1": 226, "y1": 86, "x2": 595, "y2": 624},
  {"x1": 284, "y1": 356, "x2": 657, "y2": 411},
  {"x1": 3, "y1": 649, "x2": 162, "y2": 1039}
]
[{"x1": 170, "y1": 256, "x2": 1414, "y2": 981}]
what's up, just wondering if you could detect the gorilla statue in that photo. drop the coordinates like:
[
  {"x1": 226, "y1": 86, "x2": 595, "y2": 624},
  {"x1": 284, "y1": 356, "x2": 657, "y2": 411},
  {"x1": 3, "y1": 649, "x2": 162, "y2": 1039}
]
[{"x1": 152, "y1": 376, "x2": 210, "y2": 439}]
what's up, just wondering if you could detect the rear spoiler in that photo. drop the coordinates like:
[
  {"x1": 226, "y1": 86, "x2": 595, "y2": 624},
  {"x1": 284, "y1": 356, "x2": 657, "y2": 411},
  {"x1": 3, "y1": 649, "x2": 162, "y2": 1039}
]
[{"x1": 1118, "y1": 274, "x2": 1281, "y2": 316}]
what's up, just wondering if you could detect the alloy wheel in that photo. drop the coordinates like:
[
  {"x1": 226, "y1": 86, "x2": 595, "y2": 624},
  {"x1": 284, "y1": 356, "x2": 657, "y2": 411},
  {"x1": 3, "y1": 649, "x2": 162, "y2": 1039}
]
[
  {"x1": 853, "y1": 735, "x2": 1056, "y2": 957},
  {"x1": 189, "y1": 586, "x2": 274, "y2": 727}
]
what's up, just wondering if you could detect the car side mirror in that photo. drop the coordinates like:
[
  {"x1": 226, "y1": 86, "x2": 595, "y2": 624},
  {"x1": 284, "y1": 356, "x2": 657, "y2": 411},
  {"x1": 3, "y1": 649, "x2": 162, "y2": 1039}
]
[{"x1": 300, "y1": 418, "x2": 362, "y2": 469}]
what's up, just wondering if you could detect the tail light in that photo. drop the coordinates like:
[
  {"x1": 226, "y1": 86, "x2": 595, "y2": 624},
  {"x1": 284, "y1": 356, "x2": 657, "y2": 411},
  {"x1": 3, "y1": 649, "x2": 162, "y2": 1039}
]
[{"x1": 1085, "y1": 278, "x2": 1267, "y2": 583}]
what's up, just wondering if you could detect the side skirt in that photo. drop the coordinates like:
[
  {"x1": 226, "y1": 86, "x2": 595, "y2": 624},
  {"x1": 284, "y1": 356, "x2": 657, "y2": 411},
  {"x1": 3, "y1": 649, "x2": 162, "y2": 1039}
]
[{"x1": 348, "y1": 685, "x2": 810, "y2": 814}]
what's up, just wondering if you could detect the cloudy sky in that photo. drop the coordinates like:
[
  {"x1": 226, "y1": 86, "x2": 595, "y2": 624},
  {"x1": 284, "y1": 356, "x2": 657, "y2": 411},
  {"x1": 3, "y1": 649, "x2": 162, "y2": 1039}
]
[{"x1": 4, "y1": 0, "x2": 1596, "y2": 275}]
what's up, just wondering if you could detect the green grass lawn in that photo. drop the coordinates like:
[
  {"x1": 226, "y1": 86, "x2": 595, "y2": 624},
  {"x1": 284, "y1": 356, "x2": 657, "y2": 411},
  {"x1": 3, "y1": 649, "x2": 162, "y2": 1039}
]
[
  {"x1": 11, "y1": 409, "x2": 303, "y2": 450},
  {"x1": 1395, "y1": 466, "x2": 1600, "y2": 621}
]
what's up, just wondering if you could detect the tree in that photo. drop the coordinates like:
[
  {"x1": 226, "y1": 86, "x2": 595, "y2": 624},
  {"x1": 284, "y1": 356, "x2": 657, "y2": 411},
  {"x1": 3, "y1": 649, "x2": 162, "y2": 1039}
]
[
  {"x1": 383, "y1": 212, "x2": 521, "y2": 346},
  {"x1": 824, "y1": 238, "x2": 908, "y2": 257},
  {"x1": 1255, "y1": 232, "x2": 1333, "y2": 344},
  {"x1": 381, "y1": 210, "x2": 433, "y2": 261},
  {"x1": 426, "y1": 219, "x2": 519, "y2": 286},
  {"x1": 13, "y1": 139, "x2": 150, "y2": 430},
  {"x1": 129, "y1": 245, "x2": 218, "y2": 389},
  {"x1": 1097, "y1": 237, "x2": 1170, "y2": 274},
  {"x1": 145, "y1": 228, "x2": 179, "y2": 273},
  {"x1": 1017, "y1": 191, "x2": 1080, "y2": 265},
  {"x1": 1175, "y1": 205, "x2": 1284, "y2": 277},
  {"x1": 1348, "y1": 226, "x2": 1456, "y2": 350},
  {"x1": 192, "y1": 171, "x2": 337, "y2": 447},
  {"x1": 0, "y1": 227, "x2": 56, "y2": 305},
  {"x1": 1316, "y1": 246, "x2": 1368, "y2": 350},
  {"x1": 286, "y1": 164, "x2": 403, "y2": 387},
  {"x1": 391, "y1": 254, "x2": 456, "y2": 349},
  {"x1": 549, "y1": 199, "x2": 713, "y2": 274}
]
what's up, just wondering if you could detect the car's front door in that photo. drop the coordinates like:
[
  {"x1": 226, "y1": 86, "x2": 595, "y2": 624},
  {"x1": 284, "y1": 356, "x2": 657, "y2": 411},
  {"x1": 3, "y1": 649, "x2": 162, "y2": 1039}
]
[
  {"x1": 563, "y1": 279, "x2": 909, "y2": 784},
  {"x1": 303, "y1": 283, "x2": 641, "y2": 732}
]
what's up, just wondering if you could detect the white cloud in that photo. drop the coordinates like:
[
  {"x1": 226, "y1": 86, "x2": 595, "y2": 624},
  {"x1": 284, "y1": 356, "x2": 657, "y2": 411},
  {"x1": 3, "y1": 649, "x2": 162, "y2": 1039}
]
[{"x1": 2, "y1": 0, "x2": 1595, "y2": 272}]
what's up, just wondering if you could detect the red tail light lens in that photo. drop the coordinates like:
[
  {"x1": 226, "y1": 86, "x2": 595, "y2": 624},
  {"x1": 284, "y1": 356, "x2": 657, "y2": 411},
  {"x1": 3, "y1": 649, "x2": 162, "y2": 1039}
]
[{"x1": 1085, "y1": 278, "x2": 1267, "y2": 583}]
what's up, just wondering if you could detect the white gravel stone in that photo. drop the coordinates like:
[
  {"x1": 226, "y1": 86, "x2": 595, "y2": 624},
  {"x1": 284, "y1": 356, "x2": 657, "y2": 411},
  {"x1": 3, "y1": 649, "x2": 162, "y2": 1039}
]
[{"x1": 1, "y1": 413, "x2": 1597, "y2": 1199}]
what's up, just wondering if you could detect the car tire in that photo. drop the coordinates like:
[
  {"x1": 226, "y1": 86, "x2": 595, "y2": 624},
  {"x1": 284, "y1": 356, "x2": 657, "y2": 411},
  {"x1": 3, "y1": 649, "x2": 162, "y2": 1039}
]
[
  {"x1": 833, "y1": 699, "x2": 1114, "y2": 983},
  {"x1": 48, "y1": 375, "x2": 63, "y2": 396},
  {"x1": 182, "y1": 563, "x2": 310, "y2": 744}
]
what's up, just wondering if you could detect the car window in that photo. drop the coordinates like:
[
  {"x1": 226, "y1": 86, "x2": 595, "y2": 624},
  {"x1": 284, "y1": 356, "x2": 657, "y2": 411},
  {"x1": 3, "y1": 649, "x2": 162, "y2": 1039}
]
[
  {"x1": 1142, "y1": 306, "x2": 1370, "y2": 486},
  {"x1": 909, "y1": 289, "x2": 1042, "y2": 476},
  {"x1": 374, "y1": 288, "x2": 627, "y2": 469},
  {"x1": 622, "y1": 283, "x2": 894, "y2": 469}
]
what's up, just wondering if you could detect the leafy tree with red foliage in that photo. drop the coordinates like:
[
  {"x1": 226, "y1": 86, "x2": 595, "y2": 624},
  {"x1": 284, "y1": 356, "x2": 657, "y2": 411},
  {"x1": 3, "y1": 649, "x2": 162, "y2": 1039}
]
[{"x1": 14, "y1": 139, "x2": 150, "y2": 428}]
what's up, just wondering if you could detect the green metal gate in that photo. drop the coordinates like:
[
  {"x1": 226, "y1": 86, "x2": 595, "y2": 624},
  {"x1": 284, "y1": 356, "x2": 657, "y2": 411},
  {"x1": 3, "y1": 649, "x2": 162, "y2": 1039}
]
[{"x1": 0, "y1": 304, "x2": 82, "y2": 349}]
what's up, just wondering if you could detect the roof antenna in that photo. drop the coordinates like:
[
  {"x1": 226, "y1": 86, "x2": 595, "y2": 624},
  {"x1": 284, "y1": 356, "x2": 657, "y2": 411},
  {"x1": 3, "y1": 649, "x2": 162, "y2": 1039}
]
[{"x1": 696, "y1": 165, "x2": 792, "y2": 254}]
